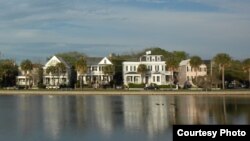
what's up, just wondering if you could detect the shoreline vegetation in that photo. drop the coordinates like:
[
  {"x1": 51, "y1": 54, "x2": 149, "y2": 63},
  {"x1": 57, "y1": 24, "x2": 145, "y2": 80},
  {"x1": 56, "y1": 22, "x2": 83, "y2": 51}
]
[{"x1": 1, "y1": 89, "x2": 250, "y2": 96}]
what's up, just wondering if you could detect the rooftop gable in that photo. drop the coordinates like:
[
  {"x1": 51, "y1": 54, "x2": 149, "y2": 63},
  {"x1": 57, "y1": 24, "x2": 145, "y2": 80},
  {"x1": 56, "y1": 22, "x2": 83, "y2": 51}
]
[
  {"x1": 86, "y1": 57, "x2": 112, "y2": 65},
  {"x1": 44, "y1": 56, "x2": 70, "y2": 68},
  {"x1": 98, "y1": 57, "x2": 112, "y2": 65}
]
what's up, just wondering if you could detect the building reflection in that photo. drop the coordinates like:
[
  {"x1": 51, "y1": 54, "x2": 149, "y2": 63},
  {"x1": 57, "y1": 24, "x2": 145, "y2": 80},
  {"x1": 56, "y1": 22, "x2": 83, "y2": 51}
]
[
  {"x1": 13, "y1": 95, "x2": 250, "y2": 140},
  {"x1": 146, "y1": 96, "x2": 169, "y2": 137},
  {"x1": 123, "y1": 96, "x2": 144, "y2": 132},
  {"x1": 176, "y1": 96, "x2": 209, "y2": 124},
  {"x1": 42, "y1": 96, "x2": 63, "y2": 140},
  {"x1": 94, "y1": 96, "x2": 113, "y2": 136},
  {"x1": 16, "y1": 96, "x2": 41, "y2": 136},
  {"x1": 75, "y1": 96, "x2": 88, "y2": 129}
]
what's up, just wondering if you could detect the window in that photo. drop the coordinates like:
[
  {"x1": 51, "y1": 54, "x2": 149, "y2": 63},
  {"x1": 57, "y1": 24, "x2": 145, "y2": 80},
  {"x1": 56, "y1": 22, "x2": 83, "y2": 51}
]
[
  {"x1": 157, "y1": 76, "x2": 160, "y2": 82},
  {"x1": 162, "y1": 65, "x2": 164, "y2": 71},
  {"x1": 134, "y1": 66, "x2": 136, "y2": 72},
  {"x1": 104, "y1": 60, "x2": 107, "y2": 64},
  {"x1": 155, "y1": 65, "x2": 159, "y2": 71},
  {"x1": 148, "y1": 65, "x2": 151, "y2": 71},
  {"x1": 153, "y1": 76, "x2": 155, "y2": 82},
  {"x1": 130, "y1": 66, "x2": 132, "y2": 71},
  {"x1": 92, "y1": 66, "x2": 97, "y2": 71},
  {"x1": 187, "y1": 66, "x2": 189, "y2": 72},
  {"x1": 157, "y1": 56, "x2": 161, "y2": 61},
  {"x1": 126, "y1": 66, "x2": 128, "y2": 71}
]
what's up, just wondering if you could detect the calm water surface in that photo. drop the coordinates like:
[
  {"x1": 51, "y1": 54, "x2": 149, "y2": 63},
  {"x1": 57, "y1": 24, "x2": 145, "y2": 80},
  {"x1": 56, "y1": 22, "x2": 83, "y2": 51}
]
[{"x1": 0, "y1": 94, "x2": 250, "y2": 141}]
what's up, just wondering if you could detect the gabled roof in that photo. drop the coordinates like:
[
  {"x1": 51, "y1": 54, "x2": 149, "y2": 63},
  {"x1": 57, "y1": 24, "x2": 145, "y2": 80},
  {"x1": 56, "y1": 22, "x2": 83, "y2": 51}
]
[
  {"x1": 86, "y1": 57, "x2": 113, "y2": 65},
  {"x1": 44, "y1": 56, "x2": 70, "y2": 68},
  {"x1": 179, "y1": 59, "x2": 190, "y2": 66},
  {"x1": 86, "y1": 57, "x2": 103, "y2": 65}
]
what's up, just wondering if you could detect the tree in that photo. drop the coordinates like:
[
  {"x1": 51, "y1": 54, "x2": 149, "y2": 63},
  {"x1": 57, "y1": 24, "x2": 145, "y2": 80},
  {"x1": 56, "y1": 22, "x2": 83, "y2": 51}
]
[
  {"x1": 190, "y1": 56, "x2": 203, "y2": 84},
  {"x1": 103, "y1": 65, "x2": 115, "y2": 85},
  {"x1": 137, "y1": 64, "x2": 147, "y2": 84},
  {"x1": 75, "y1": 57, "x2": 87, "y2": 89},
  {"x1": 243, "y1": 58, "x2": 250, "y2": 88},
  {"x1": 55, "y1": 51, "x2": 86, "y2": 66},
  {"x1": 20, "y1": 59, "x2": 33, "y2": 89},
  {"x1": 46, "y1": 66, "x2": 57, "y2": 86},
  {"x1": 213, "y1": 53, "x2": 231, "y2": 89},
  {"x1": 55, "y1": 63, "x2": 66, "y2": 86},
  {"x1": 0, "y1": 59, "x2": 18, "y2": 87},
  {"x1": 165, "y1": 54, "x2": 179, "y2": 86}
]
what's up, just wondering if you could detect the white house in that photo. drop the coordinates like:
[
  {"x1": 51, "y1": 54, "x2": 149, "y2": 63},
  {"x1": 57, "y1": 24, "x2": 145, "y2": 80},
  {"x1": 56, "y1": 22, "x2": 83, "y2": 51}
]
[
  {"x1": 178, "y1": 59, "x2": 207, "y2": 87},
  {"x1": 77, "y1": 57, "x2": 113, "y2": 88},
  {"x1": 16, "y1": 65, "x2": 41, "y2": 89},
  {"x1": 123, "y1": 51, "x2": 171, "y2": 86},
  {"x1": 43, "y1": 56, "x2": 71, "y2": 89}
]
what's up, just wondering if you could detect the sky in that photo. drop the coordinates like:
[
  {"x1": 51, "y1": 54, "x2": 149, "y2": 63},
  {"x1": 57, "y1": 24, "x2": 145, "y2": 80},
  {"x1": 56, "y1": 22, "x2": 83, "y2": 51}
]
[{"x1": 0, "y1": 0, "x2": 249, "y2": 63}]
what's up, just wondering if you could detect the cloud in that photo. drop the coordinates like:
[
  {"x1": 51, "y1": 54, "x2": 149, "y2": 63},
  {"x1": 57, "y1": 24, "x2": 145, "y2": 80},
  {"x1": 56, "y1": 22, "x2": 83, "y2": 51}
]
[
  {"x1": 0, "y1": 0, "x2": 249, "y2": 62},
  {"x1": 182, "y1": 0, "x2": 250, "y2": 13}
]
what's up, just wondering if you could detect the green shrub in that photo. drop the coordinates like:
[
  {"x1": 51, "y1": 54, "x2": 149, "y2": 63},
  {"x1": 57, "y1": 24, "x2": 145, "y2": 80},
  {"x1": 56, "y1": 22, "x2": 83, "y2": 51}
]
[
  {"x1": 128, "y1": 83, "x2": 145, "y2": 88},
  {"x1": 159, "y1": 85, "x2": 176, "y2": 88}
]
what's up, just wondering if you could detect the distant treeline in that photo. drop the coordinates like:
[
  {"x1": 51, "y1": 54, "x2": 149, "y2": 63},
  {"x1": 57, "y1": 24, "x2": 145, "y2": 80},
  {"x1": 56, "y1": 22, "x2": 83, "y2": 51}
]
[{"x1": 0, "y1": 47, "x2": 249, "y2": 89}]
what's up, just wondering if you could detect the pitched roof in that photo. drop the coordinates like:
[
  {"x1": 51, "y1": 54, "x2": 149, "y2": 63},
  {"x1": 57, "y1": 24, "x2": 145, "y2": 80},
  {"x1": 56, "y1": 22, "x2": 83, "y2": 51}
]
[
  {"x1": 86, "y1": 57, "x2": 103, "y2": 65},
  {"x1": 179, "y1": 59, "x2": 190, "y2": 66},
  {"x1": 44, "y1": 56, "x2": 70, "y2": 68},
  {"x1": 56, "y1": 56, "x2": 71, "y2": 68}
]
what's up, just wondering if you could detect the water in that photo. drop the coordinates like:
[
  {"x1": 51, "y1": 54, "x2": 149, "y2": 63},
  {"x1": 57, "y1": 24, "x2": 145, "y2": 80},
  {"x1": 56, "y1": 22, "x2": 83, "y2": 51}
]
[{"x1": 0, "y1": 94, "x2": 250, "y2": 141}]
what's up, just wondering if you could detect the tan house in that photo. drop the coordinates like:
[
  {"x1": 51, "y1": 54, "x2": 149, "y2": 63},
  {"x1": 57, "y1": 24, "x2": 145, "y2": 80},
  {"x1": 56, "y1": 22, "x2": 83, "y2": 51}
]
[
  {"x1": 43, "y1": 56, "x2": 71, "y2": 89},
  {"x1": 178, "y1": 59, "x2": 207, "y2": 88}
]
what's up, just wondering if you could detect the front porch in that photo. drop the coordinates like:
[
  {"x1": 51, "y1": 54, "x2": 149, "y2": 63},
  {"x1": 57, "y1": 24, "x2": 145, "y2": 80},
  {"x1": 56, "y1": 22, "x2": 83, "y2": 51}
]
[
  {"x1": 78, "y1": 74, "x2": 113, "y2": 88},
  {"x1": 44, "y1": 75, "x2": 69, "y2": 88}
]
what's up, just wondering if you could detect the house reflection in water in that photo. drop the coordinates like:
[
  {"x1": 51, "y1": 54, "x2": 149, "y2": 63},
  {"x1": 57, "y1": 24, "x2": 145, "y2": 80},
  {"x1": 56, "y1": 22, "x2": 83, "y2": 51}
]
[
  {"x1": 42, "y1": 96, "x2": 63, "y2": 140},
  {"x1": 123, "y1": 96, "x2": 145, "y2": 132},
  {"x1": 176, "y1": 96, "x2": 209, "y2": 124},
  {"x1": 12, "y1": 95, "x2": 250, "y2": 141},
  {"x1": 94, "y1": 96, "x2": 113, "y2": 137}
]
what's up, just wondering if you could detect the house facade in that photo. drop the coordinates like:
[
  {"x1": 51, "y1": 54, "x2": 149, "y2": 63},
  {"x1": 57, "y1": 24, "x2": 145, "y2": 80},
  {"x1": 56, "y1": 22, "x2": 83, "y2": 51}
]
[
  {"x1": 123, "y1": 52, "x2": 171, "y2": 86},
  {"x1": 178, "y1": 59, "x2": 207, "y2": 87},
  {"x1": 77, "y1": 57, "x2": 113, "y2": 88},
  {"x1": 16, "y1": 65, "x2": 41, "y2": 89},
  {"x1": 43, "y1": 56, "x2": 71, "y2": 89}
]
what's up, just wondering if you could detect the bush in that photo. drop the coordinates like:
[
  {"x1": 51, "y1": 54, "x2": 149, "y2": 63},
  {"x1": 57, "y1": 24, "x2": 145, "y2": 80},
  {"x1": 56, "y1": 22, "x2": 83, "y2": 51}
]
[
  {"x1": 38, "y1": 82, "x2": 46, "y2": 89},
  {"x1": 159, "y1": 85, "x2": 176, "y2": 88},
  {"x1": 128, "y1": 83, "x2": 145, "y2": 88}
]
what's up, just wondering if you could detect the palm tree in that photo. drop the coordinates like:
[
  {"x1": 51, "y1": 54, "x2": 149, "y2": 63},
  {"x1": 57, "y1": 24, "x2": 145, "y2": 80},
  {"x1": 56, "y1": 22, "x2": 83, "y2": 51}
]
[
  {"x1": 243, "y1": 58, "x2": 250, "y2": 88},
  {"x1": 55, "y1": 62, "x2": 66, "y2": 86},
  {"x1": 165, "y1": 54, "x2": 179, "y2": 86},
  {"x1": 103, "y1": 65, "x2": 114, "y2": 84},
  {"x1": 75, "y1": 57, "x2": 87, "y2": 89},
  {"x1": 190, "y1": 56, "x2": 203, "y2": 84},
  {"x1": 137, "y1": 64, "x2": 147, "y2": 84},
  {"x1": 213, "y1": 53, "x2": 231, "y2": 89},
  {"x1": 20, "y1": 59, "x2": 33, "y2": 89},
  {"x1": 46, "y1": 66, "x2": 57, "y2": 86}
]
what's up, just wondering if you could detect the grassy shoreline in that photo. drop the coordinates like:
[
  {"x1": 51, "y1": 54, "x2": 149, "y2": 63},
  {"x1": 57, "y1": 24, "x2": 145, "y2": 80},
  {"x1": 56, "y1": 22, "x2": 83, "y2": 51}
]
[{"x1": 0, "y1": 89, "x2": 250, "y2": 96}]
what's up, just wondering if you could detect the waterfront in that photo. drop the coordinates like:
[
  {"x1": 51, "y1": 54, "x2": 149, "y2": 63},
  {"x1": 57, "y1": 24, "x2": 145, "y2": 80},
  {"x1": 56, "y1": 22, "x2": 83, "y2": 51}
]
[{"x1": 0, "y1": 94, "x2": 250, "y2": 141}]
